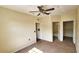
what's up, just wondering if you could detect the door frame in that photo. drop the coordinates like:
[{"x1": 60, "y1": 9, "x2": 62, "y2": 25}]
[
  {"x1": 62, "y1": 20, "x2": 75, "y2": 44},
  {"x1": 35, "y1": 23, "x2": 40, "y2": 41}
]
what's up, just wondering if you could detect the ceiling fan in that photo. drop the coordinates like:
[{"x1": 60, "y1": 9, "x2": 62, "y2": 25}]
[{"x1": 30, "y1": 5, "x2": 55, "y2": 16}]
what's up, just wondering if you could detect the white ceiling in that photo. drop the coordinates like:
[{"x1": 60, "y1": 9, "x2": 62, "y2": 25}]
[{"x1": 1, "y1": 5, "x2": 79, "y2": 16}]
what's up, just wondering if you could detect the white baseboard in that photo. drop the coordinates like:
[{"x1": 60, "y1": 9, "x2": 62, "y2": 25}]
[{"x1": 12, "y1": 41, "x2": 36, "y2": 53}]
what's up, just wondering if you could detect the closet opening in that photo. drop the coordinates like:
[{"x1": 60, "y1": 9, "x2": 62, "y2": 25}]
[
  {"x1": 63, "y1": 21, "x2": 73, "y2": 43},
  {"x1": 52, "y1": 22, "x2": 59, "y2": 41}
]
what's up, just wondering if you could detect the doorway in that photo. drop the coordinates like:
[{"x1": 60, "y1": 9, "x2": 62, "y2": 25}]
[
  {"x1": 52, "y1": 22, "x2": 59, "y2": 41},
  {"x1": 35, "y1": 23, "x2": 40, "y2": 42},
  {"x1": 63, "y1": 21, "x2": 73, "y2": 42}
]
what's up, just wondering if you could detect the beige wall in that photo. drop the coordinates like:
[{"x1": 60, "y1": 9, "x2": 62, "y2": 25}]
[
  {"x1": 76, "y1": 8, "x2": 79, "y2": 52},
  {"x1": 39, "y1": 15, "x2": 61, "y2": 42},
  {"x1": 61, "y1": 10, "x2": 77, "y2": 21},
  {"x1": 51, "y1": 15, "x2": 61, "y2": 22},
  {"x1": 39, "y1": 16, "x2": 52, "y2": 42},
  {"x1": 0, "y1": 7, "x2": 37, "y2": 52}
]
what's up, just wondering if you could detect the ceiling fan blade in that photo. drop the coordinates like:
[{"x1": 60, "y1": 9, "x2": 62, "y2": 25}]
[
  {"x1": 37, "y1": 13, "x2": 40, "y2": 16},
  {"x1": 45, "y1": 8, "x2": 55, "y2": 11},
  {"x1": 43, "y1": 12, "x2": 50, "y2": 15}
]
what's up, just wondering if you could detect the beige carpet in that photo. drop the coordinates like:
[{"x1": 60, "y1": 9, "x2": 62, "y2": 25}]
[{"x1": 16, "y1": 37, "x2": 76, "y2": 53}]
